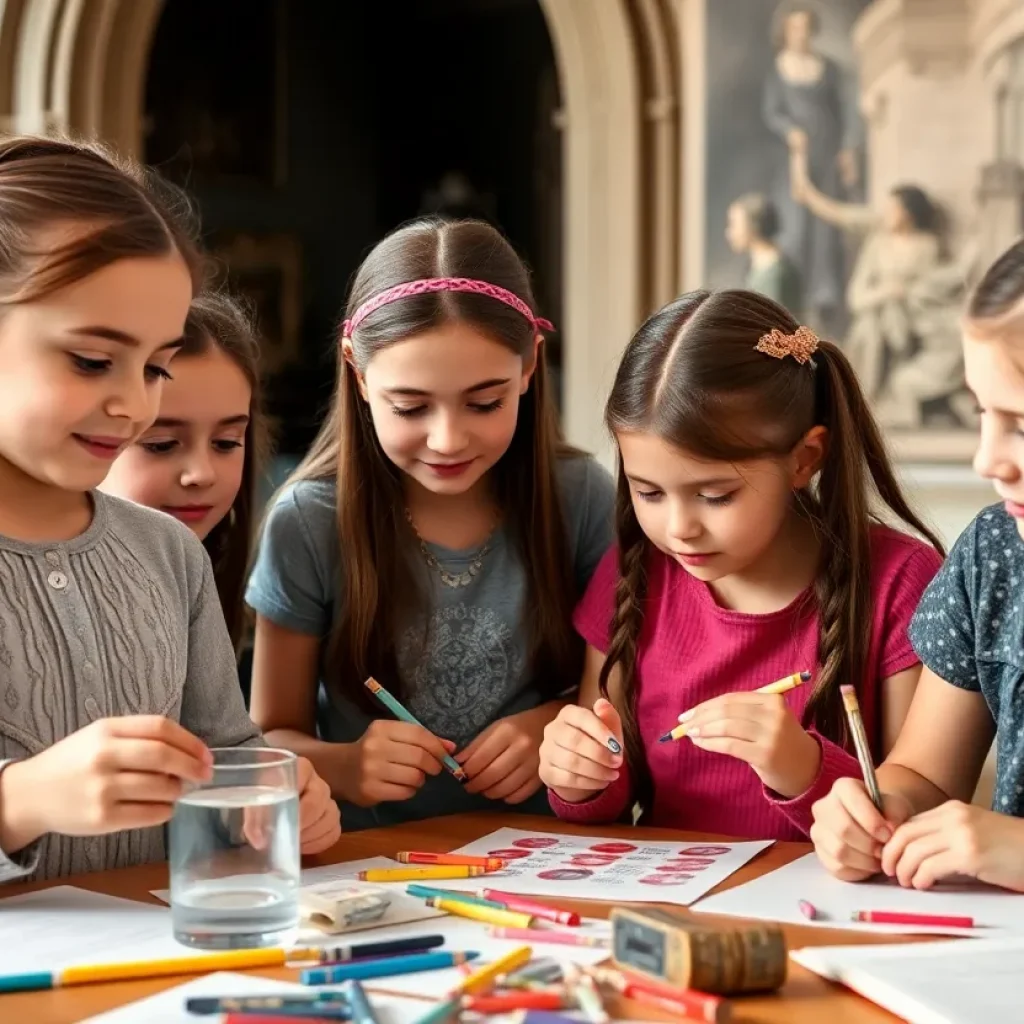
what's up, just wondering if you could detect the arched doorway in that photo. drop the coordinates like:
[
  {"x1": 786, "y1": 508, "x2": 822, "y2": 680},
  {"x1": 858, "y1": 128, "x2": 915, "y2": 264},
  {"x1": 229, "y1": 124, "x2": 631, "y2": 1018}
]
[{"x1": 0, "y1": 0, "x2": 679, "y2": 462}]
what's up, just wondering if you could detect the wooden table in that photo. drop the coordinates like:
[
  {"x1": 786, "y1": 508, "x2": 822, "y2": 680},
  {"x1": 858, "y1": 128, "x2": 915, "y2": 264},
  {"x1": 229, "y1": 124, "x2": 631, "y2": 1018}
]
[{"x1": 0, "y1": 813, "x2": 917, "y2": 1023}]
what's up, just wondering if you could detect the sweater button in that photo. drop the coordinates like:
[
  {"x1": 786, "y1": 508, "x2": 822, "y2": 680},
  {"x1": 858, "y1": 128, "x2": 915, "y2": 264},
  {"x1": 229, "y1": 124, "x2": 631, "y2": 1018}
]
[{"x1": 47, "y1": 570, "x2": 68, "y2": 590}]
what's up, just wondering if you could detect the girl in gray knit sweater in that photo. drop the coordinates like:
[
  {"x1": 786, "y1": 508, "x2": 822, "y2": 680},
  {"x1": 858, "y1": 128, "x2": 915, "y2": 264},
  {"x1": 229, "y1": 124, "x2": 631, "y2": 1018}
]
[{"x1": 0, "y1": 136, "x2": 339, "y2": 882}]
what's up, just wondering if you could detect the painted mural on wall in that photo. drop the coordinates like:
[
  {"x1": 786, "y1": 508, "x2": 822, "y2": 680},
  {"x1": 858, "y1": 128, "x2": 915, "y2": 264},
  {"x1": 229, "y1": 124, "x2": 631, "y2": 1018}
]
[{"x1": 707, "y1": 0, "x2": 977, "y2": 459}]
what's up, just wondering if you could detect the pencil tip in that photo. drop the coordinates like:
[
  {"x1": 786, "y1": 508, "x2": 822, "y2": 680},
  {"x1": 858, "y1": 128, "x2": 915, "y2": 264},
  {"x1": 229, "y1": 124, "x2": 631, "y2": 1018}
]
[
  {"x1": 657, "y1": 731, "x2": 673, "y2": 743},
  {"x1": 799, "y1": 670, "x2": 812, "y2": 681}
]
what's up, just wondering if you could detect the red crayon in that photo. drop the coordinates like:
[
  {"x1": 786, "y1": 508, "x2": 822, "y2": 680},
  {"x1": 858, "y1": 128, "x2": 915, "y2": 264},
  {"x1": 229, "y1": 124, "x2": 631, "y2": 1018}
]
[
  {"x1": 589, "y1": 966, "x2": 729, "y2": 1024},
  {"x1": 463, "y1": 992, "x2": 569, "y2": 1013},
  {"x1": 397, "y1": 851, "x2": 506, "y2": 870},
  {"x1": 852, "y1": 909, "x2": 974, "y2": 928},
  {"x1": 480, "y1": 889, "x2": 580, "y2": 926}
]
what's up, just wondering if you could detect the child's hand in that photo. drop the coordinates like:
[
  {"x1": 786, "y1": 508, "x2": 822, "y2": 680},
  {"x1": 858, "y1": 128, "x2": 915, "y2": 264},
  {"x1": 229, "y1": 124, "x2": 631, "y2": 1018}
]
[
  {"x1": 882, "y1": 801, "x2": 1024, "y2": 892},
  {"x1": 3, "y1": 716, "x2": 212, "y2": 841},
  {"x1": 538, "y1": 698, "x2": 624, "y2": 804},
  {"x1": 350, "y1": 720, "x2": 456, "y2": 807},
  {"x1": 810, "y1": 777, "x2": 913, "y2": 881},
  {"x1": 458, "y1": 702, "x2": 561, "y2": 804},
  {"x1": 296, "y1": 756, "x2": 341, "y2": 854},
  {"x1": 681, "y1": 692, "x2": 820, "y2": 796}
]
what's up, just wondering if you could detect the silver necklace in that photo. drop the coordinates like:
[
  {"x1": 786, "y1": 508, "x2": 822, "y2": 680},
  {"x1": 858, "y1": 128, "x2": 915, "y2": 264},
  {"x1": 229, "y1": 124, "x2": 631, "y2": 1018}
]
[{"x1": 405, "y1": 508, "x2": 497, "y2": 588}]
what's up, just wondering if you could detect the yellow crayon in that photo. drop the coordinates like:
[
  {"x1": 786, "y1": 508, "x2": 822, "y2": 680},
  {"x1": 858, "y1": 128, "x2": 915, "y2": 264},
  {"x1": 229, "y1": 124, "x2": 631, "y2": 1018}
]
[
  {"x1": 658, "y1": 671, "x2": 812, "y2": 744},
  {"x1": 451, "y1": 945, "x2": 533, "y2": 995},
  {"x1": 426, "y1": 897, "x2": 534, "y2": 929},
  {"x1": 358, "y1": 865, "x2": 486, "y2": 882}
]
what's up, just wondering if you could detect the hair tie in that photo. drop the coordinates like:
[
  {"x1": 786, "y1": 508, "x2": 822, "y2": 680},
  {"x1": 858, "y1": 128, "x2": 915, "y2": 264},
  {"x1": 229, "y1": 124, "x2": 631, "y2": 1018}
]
[
  {"x1": 755, "y1": 325, "x2": 820, "y2": 366},
  {"x1": 342, "y1": 277, "x2": 553, "y2": 339}
]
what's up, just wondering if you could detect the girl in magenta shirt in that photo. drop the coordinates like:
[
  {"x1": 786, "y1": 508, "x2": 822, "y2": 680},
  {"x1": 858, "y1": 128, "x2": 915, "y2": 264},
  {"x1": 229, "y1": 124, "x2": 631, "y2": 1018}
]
[{"x1": 538, "y1": 289, "x2": 943, "y2": 840}]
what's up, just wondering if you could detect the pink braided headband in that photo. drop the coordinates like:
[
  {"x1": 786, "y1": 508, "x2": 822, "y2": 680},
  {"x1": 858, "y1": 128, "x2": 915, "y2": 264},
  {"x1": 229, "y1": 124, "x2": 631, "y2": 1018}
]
[{"x1": 341, "y1": 277, "x2": 553, "y2": 338}]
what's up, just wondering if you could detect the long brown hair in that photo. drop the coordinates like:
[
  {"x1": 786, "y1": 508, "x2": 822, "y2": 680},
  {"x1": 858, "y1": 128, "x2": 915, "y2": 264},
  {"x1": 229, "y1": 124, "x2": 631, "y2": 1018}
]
[
  {"x1": 0, "y1": 134, "x2": 205, "y2": 302},
  {"x1": 600, "y1": 289, "x2": 944, "y2": 813},
  {"x1": 179, "y1": 292, "x2": 270, "y2": 651},
  {"x1": 286, "y1": 217, "x2": 582, "y2": 710}
]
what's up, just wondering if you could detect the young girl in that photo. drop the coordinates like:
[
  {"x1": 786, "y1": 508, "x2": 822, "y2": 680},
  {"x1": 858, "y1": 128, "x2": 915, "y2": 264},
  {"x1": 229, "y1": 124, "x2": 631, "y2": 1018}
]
[
  {"x1": 0, "y1": 135, "x2": 339, "y2": 883},
  {"x1": 101, "y1": 290, "x2": 268, "y2": 651},
  {"x1": 247, "y1": 217, "x2": 615, "y2": 830},
  {"x1": 538, "y1": 288, "x2": 944, "y2": 840},
  {"x1": 811, "y1": 239, "x2": 1024, "y2": 891}
]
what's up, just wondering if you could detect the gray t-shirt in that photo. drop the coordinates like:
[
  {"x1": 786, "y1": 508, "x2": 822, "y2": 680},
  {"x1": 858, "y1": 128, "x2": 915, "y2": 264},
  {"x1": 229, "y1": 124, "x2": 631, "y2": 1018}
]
[
  {"x1": 0, "y1": 492, "x2": 261, "y2": 883},
  {"x1": 909, "y1": 504, "x2": 1024, "y2": 816},
  {"x1": 246, "y1": 454, "x2": 615, "y2": 829}
]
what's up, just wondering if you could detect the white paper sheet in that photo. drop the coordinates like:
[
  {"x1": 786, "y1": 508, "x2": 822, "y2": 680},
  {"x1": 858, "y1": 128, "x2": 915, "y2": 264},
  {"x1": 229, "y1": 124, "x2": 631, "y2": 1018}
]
[
  {"x1": 0, "y1": 886, "x2": 210, "y2": 974},
  {"x1": 82, "y1": 970, "x2": 433, "y2": 1023},
  {"x1": 694, "y1": 852, "x2": 1024, "y2": 936},
  {"x1": 423, "y1": 826, "x2": 772, "y2": 906},
  {"x1": 792, "y1": 938, "x2": 1024, "y2": 1024}
]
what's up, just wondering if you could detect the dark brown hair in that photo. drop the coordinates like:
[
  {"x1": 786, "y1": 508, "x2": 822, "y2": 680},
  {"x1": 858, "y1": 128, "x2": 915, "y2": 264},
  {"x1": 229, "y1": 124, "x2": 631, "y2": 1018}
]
[
  {"x1": 965, "y1": 238, "x2": 1024, "y2": 346},
  {"x1": 0, "y1": 134, "x2": 206, "y2": 302},
  {"x1": 287, "y1": 217, "x2": 582, "y2": 710},
  {"x1": 601, "y1": 289, "x2": 944, "y2": 814},
  {"x1": 179, "y1": 292, "x2": 270, "y2": 651}
]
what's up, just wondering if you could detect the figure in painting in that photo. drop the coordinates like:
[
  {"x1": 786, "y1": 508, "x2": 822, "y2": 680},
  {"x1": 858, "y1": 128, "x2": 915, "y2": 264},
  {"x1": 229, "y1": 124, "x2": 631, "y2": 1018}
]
[
  {"x1": 763, "y1": 2, "x2": 861, "y2": 332},
  {"x1": 725, "y1": 193, "x2": 804, "y2": 317},
  {"x1": 791, "y1": 155, "x2": 975, "y2": 430}
]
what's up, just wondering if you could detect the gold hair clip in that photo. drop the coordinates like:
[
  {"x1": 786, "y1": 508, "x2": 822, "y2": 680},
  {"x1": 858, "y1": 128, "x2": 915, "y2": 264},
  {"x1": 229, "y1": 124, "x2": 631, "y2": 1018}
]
[{"x1": 755, "y1": 325, "x2": 820, "y2": 365}]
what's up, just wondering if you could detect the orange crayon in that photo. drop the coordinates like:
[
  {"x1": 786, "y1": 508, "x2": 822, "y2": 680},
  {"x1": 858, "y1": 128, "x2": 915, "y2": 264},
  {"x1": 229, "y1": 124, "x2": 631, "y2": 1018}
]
[{"x1": 397, "y1": 852, "x2": 506, "y2": 871}]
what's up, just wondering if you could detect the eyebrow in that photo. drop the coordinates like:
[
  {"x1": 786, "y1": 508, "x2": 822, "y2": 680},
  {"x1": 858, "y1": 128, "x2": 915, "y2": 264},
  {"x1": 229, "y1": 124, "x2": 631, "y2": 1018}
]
[
  {"x1": 627, "y1": 474, "x2": 737, "y2": 489},
  {"x1": 382, "y1": 377, "x2": 512, "y2": 398},
  {"x1": 151, "y1": 414, "x2": 250, "y2": 428},
  {"x1": 67, "y1": 326, "x2": 184, "y2": 351}
]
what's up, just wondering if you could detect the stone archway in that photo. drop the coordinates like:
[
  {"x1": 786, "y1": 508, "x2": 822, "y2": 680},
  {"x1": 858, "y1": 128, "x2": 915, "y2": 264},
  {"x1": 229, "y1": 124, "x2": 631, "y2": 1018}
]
[{"x1": 0, "y1": 0, "x2": 680, "y2": 463}]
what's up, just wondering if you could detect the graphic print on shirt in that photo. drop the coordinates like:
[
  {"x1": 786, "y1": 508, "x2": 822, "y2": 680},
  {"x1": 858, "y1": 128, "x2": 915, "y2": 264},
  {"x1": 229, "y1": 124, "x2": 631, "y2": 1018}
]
[{"x1": 399, "y1": 602, "x2": 524, "y2": 745}]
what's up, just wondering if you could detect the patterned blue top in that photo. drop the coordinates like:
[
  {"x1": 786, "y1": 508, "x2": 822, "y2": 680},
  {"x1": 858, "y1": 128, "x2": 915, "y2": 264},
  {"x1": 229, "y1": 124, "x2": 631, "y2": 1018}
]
[{"x1": 909, "y1": 504, "x2": 1024, "y2": 816}]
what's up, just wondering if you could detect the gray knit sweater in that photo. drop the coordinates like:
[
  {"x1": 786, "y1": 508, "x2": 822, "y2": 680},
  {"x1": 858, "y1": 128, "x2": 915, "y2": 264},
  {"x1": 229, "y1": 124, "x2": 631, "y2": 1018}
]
[{"x1": 0, "y1": 491, "x2": 261, "y2": 883}]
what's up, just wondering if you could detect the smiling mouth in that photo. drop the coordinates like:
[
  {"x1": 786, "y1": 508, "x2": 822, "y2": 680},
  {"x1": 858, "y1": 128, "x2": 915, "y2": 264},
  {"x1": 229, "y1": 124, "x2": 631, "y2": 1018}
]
[{"x1": 73, "y1": 434, "x2": 129, "y2": 459}]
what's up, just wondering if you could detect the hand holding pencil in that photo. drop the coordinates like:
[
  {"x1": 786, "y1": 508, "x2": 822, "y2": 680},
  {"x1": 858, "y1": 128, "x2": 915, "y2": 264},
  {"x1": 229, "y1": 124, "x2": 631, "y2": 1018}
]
[{"x1": 538, "y1": 698, "x2": 624, "y2": 804}]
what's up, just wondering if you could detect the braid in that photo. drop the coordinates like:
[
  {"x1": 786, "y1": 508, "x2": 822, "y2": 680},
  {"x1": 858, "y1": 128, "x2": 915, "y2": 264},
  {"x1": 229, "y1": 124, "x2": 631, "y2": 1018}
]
[{"x1": 598, "y1": 474, "x2": 654, "y2": 819}]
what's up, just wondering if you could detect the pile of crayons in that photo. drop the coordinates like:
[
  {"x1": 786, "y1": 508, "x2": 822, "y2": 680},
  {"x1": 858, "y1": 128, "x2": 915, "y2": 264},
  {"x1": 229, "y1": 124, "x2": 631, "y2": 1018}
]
[{"x1": 354, "y1": 851, "x2": 509, "y2": 884}]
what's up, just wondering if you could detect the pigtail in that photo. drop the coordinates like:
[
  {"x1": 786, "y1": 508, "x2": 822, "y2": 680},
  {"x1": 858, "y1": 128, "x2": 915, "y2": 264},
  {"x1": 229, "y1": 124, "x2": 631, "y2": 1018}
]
[
  {"x1": 804, "y1": 341, "x2": 944, "y2": 745},
  {"x1": 598, "y1": 468, "x2": 654, "y2": 819}
]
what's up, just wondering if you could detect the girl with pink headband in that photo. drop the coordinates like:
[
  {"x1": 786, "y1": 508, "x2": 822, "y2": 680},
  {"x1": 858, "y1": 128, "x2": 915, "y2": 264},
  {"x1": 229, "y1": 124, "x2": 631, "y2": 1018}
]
[{"x1": 246, "y1": 217, "x2": 615, "y2": 829}]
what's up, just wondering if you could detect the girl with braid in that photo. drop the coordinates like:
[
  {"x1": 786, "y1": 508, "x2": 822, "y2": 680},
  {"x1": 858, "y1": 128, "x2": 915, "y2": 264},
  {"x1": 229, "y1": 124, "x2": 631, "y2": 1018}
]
[{"x1": 538, "y1": 289, "x2": 943, "y2": 840}]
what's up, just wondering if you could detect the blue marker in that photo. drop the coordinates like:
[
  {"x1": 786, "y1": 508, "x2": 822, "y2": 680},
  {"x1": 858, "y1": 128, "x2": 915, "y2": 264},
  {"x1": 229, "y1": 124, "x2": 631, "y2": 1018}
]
[{"x1": 302, "y1": 950, "x2": 479, "y2": 985}]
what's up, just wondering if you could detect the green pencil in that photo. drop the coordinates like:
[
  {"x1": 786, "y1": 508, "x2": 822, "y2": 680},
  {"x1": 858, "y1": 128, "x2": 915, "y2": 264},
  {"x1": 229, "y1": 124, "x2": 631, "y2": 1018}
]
[{"x1": 364, "y1": 677, "x2": 467, "y2": 782}]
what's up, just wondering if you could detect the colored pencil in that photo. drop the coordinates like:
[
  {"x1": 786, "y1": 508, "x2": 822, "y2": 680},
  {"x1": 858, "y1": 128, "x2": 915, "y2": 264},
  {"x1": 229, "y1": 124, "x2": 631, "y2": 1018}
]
[
  {"x1": 659, "y1": 671, "x2": 811, "y2": 742},
  {"x1": 489, "y1": 926, "x2": 607, "y2": 948},
  {"x1": 358, "y1": 865, "x2": 485, "y2": 882},
  {"x1": 301, "y1": 951, "x2": 478, "y2": 986},
  {"x1": 840, "y1": 685, "x2": 883, "y2": 811},
  {"x1": 295, "y1": 935, "x2": 446, "y2": 964},
  {"x1": 0, "y1": 947, "x2": 300, "y2": 994},
  {"x1": 364, "y1": 678, "x2": 467, "y2": 781},
  {"x1": 187, "y1": 993, "x2": 351, "y2": 1014},
  {"x1": 852, "y1": 910, "x2": 974, "y2": 928},
  {"x1": 426, "y1": 896, "x2": 533, "y2": 929},
  {"x1": 463, "y1": 992, "x2": 570, "y2": 1013},
  {"x1": 586, "y1": 965, "x2": 729, "y2": 1024},
  {"x1": 345, "y1": 981, "x2": 381, "y2": 1024},
  {"x1": 479, "y1": 890, "x2": 580, "y2": 926},
  {"x1": 397, "y1": 852, "x2": 506, "y2": 871},
  {"x1": 406, "y1": 884, "x2": 505, "y2": 909},
  {"x1": 452, "y1": 945, "x2": 533, "y2": 995},
  {"x1": 567, "y1": 970, "x2": 608, "y2": 1024}
]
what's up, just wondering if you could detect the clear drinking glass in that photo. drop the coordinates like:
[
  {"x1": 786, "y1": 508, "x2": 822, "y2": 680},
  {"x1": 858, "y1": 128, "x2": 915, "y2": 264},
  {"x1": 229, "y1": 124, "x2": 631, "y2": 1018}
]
[{"x1": 169, "y1": 747, "x2": 300, "y2": 949}]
